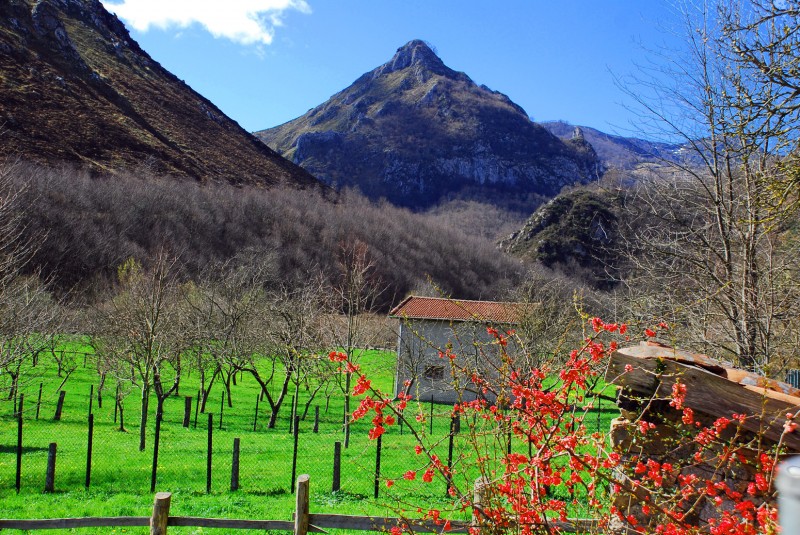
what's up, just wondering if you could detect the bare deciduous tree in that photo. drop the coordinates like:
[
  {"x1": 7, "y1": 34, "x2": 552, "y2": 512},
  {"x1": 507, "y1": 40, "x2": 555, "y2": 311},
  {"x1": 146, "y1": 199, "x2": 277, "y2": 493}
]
[
  {"x1": 617, "y1": 0, "x2": 800, "y2": 373},
  {"x1": 240, "y1": 278, "x2": 329, "y2": 429},
  {"x1": 0, "y1": 162, "x2": 60, "y2": 404},
  {"x1": 97, "y1": 254, "x2": 187, "y2": 450},
  {"x1": 324, "y1": 239, "x2": 388, "y2": 447}
]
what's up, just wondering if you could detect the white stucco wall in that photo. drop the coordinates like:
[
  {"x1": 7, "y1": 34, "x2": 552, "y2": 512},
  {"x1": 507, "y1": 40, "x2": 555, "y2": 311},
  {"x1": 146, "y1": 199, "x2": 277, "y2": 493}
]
[{"x1": 394, "y1": 318, "x2": 515, "y2": 403}]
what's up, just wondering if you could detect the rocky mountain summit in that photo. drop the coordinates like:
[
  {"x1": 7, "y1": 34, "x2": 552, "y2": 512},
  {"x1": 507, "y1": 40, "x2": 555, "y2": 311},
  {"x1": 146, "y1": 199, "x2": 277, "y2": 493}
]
[
  {"x1": 257, "y1": 40, "x2": 602, "y2": 209},
  {"x1": 0, "y1": 0, "x2": 318, "y2": 187}
]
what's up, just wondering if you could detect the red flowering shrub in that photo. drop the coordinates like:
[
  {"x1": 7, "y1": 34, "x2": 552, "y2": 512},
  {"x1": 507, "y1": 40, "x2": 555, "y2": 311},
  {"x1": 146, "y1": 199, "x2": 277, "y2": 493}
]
[{"x1": 337, "y1": 318, "x2": 782, "y2": 534}]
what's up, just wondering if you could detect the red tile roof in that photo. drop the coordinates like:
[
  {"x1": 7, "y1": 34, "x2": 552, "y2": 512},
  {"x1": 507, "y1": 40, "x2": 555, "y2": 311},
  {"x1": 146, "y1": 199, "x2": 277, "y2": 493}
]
[{"x1": 389, "y1": 296, "x2": 522, "y2": 324}]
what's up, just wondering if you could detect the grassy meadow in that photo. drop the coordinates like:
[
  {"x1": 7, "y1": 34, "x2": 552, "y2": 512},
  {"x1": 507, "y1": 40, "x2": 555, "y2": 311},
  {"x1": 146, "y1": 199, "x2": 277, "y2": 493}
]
[{"x1": 0, "y1": 341, "x2": 619, "y2": 534}]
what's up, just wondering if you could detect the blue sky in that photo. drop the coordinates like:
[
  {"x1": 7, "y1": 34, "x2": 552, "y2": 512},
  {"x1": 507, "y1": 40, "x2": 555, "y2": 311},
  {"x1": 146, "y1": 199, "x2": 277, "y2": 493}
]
[{"x1": 100, "y1": 1, "x2": 683, "y2": 135}]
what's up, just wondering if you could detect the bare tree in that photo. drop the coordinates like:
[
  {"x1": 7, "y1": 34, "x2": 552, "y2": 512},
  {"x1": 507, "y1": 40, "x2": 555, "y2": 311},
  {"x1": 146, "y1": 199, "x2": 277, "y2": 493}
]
[
  {"x1": 97, "y1": 254, "x2": 187, "y2": 450},
  {"x1": 185, "y1": 255, "x2": 275, "y2": 412},
  {"x1": 617, "y1": 0, "x2": 800, "y2": 372},
  {"x1": 0, "y1": 162, "x2": 60, "y2": 404},
  {"x1": 243, "y1": 279, "x2": 329, "y2": 429},
  {"x1": 323, "y1": 239, "x2": 388, "y2": 447}
]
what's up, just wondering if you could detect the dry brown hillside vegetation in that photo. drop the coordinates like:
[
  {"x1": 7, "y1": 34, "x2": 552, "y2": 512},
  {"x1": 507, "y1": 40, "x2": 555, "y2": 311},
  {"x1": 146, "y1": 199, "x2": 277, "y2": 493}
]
[
  {"x1": 5, "y1": 161, "x2": 524, "y2": 307},
  {"x1": 0, "y1": 0, "x2": 317, "y2": 188}
]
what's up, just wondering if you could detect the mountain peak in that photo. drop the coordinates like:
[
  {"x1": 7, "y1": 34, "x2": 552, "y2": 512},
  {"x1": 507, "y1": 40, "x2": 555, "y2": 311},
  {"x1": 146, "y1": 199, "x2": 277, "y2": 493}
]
[
  {"x1": 392, "y1": 40, "x2": 443, "y2": 68},
  {"x1": 374, "y1": 39, "x2": 459, "y2": 79},
  {"x1": 257, "y1": 38, "x2": 601, "y2": 209}
]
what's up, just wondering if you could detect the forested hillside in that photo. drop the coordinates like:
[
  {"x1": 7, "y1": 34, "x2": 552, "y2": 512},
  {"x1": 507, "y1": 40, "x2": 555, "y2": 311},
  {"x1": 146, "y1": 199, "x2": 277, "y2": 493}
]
[{"x1": 4, "y1": 162, "x2": 523, "y2": 305}]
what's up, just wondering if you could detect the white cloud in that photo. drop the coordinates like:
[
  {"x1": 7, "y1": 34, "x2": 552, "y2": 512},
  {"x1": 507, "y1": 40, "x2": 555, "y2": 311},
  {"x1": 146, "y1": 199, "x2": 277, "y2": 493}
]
[{"x1": 101, "y1": 0, "x2": 311, "y2": 46}]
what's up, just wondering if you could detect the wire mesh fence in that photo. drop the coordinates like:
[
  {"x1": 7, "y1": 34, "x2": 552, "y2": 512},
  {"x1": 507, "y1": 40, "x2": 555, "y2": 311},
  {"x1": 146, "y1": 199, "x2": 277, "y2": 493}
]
[{"x1": 0, "y1": 369, "x2": 467, "y2": 502}]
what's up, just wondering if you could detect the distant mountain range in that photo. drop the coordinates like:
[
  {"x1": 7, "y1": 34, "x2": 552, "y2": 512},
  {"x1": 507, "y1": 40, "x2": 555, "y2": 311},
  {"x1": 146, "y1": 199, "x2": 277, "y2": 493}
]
[
  {"x1": 257, "y1": 40, "x2": 602, "y2": 210},
  {"x1": 541, "y1": 121, "x2": 683, "y2": 170},
  {"x1": 0, "y1": 0, "x2": 317, "y2": 188}
]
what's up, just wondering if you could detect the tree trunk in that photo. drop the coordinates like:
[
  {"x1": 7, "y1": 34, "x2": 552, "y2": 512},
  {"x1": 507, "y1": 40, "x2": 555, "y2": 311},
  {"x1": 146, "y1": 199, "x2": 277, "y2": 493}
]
[
  {"x1": 200, "y1": 369, "x2": 220, "y2": 412},
  {"x1": 225, "y1": 372, "x2": 233, "y2": 408},
  {"x1": 139, "y1": 389, "x2": 149, "y2": 451},
  {"x1": 267, "y1": 373, "x2": 292, "y2": 429},
  {"x1": 344, "y1": 372, "x2": 351, "y2": 448}
]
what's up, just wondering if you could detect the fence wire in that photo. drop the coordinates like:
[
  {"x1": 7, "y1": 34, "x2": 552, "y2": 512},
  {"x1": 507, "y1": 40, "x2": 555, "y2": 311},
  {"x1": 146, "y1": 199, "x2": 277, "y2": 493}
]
[{"x1": 0, "y1": 380, "x2": 467, "y2": 503}]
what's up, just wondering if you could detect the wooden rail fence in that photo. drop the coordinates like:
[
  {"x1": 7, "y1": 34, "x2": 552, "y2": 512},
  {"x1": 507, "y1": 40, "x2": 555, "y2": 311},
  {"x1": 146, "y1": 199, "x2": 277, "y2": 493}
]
[{"x1": 0, "y1": 475, "x2": 596, "y2": 534}]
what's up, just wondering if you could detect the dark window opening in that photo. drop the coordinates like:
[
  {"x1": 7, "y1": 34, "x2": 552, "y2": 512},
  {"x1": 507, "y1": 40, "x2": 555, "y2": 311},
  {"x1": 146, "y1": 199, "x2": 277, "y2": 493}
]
[{"x1": 423, "y1": 365, "x2": 445, "y2": 381}]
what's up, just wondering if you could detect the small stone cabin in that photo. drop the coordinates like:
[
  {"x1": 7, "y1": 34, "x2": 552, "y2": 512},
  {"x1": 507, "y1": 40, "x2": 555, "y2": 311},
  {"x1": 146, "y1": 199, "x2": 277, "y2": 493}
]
[{"x1": 389, "y1": 296, "x2": 521, "y2": 403}]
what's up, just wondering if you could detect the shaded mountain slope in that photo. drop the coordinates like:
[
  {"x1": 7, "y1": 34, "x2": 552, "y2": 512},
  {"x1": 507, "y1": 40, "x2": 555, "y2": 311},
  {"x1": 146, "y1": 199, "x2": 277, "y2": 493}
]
[
  {"x1": 0, "y1": 0, "x2": 317, "y2": 187},
  {"x1": 257, "y1": 40, "x2": 601, "y2": 209}
]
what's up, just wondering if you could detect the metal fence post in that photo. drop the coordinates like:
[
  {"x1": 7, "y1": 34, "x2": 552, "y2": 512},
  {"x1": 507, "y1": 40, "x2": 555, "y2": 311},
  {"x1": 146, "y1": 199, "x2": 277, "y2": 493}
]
[{"x1": 777, "y1": 456, "x2": 800, "y2": 533}]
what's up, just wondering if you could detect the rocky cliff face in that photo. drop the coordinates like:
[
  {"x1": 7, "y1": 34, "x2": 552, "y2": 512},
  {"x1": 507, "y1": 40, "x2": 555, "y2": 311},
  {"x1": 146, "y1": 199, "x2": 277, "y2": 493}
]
[
  {"x1": 257, "y1": 40, "x2": 602, "y2": 209},
  {"x1": 0, "y1": 0, "x2": 319, "y2": 187}
]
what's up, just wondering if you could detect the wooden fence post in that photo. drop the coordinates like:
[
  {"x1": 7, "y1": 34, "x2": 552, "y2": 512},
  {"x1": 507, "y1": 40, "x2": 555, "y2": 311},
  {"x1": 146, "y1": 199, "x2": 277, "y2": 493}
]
[
  {"x1": 54, "y1": 391, "x2": 66, "y2": 421},
  {"x1": 150, "y1": 491, "x2": 171, "y2": 535},
  {"x1": 374, "y1": 433, "x2": 382, "y2": 499},
  {"x1": 231, "y1": 438, "x2": 240, "y2": 491},
  {"x1": 291, "y1": 416, "x2": 300, "y2": 492},
  {"x1": 206, "y1": 413, "x2": 213, "y2": 493},
  {"x1": 446, "y1": 414, "x2": 457, "y2": 496},
  {"x1": 472, "y1": 476, "x2": 490, "y2": 532},
  {"x1": 183, "y1": 397, "x2": 192, "y2": 428},
  {"x1": 332, "y1": 441, "x2": 341, "y2": 492},
  {"x1": 85, "y1": 413, "x2": 94, "y2": 489},
  {"x1": 44, "y1": 443, "x2": 57, "y2": 493},
  {"x1": 88, "y1": 384, "x2": 94, "y2": 416},
  {"x1": 313, "y1": 406, "x2": 319, "y2": 433},
  {"x1": 150, "y1": 410, "x2": 162, "y2": 493},
  {"x1": 36, "y1": 383, "x2": 43, "y2": 420},
  {"x1": 294, "y1": 474, "x2": 310, "y2": 535},
  {"x1": 289, "y1": 396, "x2": 295, "y2": 434},
  {"x1": 15, "y1": 412, "x2": 22, "y2": 493}
]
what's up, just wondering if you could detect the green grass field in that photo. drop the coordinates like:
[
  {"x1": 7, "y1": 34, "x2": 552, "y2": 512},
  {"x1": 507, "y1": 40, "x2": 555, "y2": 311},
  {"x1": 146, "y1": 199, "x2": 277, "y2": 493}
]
[{"x1": 0, "y1": 343, "x2": 619, "y2": 534}]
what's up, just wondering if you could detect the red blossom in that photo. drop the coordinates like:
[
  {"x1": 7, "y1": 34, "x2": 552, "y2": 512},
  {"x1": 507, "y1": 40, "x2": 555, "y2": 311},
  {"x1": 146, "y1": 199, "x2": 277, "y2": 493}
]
[
  {"x1": 331, "y1": 314, "x2": 779, "y2": 535},
  {"x1": 670, "y1": 381, "x2": 687, "y2": 410}
]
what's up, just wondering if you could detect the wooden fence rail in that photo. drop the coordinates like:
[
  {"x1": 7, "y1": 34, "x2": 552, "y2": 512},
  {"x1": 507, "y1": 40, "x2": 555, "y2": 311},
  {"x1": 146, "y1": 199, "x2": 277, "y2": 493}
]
[{"x1": 0, "y1": 475, "x2": 595, "y2": 534}]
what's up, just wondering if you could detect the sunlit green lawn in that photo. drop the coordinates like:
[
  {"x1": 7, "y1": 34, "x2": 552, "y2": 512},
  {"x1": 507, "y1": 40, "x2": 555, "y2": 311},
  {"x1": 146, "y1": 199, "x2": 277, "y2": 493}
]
[{"x1": 0, "y1": 342, "x2": 619, "y2": 534}]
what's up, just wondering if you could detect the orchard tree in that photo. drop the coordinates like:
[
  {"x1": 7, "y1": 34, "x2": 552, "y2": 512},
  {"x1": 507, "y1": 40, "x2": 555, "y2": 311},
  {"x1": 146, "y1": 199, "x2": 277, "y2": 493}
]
[
  {"x1": 185, "y1": 255, "x2": 274, "y2": 411},
  {"x1": 324, "y1": 239, "x2": 388, "y2": 447},
  {"x1": 98, "y1": 254, "x2": 188, "y2": 450},
  {"x1": 0, "y1": 162, "x2": 59, "y2": 405},
  {"x1": 239, "y1": 278, "x2": 330, "y2": 429}
]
